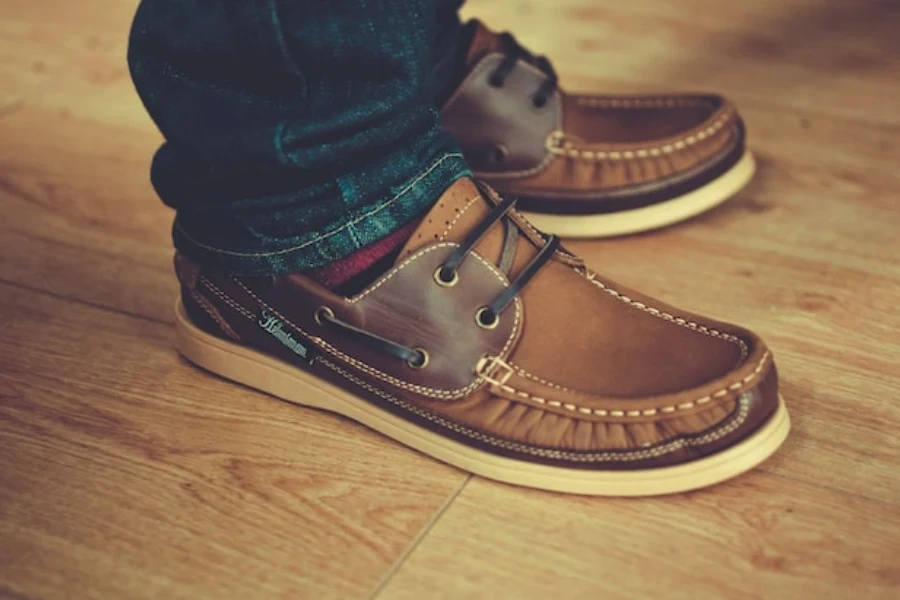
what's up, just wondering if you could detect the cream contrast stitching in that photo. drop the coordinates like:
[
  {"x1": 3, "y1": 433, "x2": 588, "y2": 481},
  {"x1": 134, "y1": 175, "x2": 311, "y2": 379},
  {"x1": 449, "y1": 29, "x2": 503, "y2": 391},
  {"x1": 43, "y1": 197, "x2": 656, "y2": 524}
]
[
  {"x1": 199, "y1": 277, "x2": 757, "y2": 450},
  {"x1": 191, "y1": 289, "x2": 241, "y2": 341},
  {"x1": 232, "y1": 278, "x2": 475, "y2": 399},
  {"x1": 585, "y1": 271, "x2": 750, "y2": 359},
  {"x1": 200, "y1": 278, "x2": 255, "y2": 321},
  {"x1": 175, "y1": 153, "x2": 464, "y2": 257},
  {"x1": 546, "y1": 112, "x2": 733, "y2": 162},
  {"x1": 321, "y1": 355, "x2": 754, "y2": 462},
  {"x1": 350, "y1": 243, "x2": 507, "y2": 303},
  {"x1": 439, "y1": 195, "x2": 480, "y2": 241},
  {"x1": 491, "y1": 351, "x2": 769, "y2": 417},
  {"x1": 230, "y1": 247, "x2": 522, "y2": 399},
  {"x1": 513, "y1": 365, "x2": 574, "y2": 393}
]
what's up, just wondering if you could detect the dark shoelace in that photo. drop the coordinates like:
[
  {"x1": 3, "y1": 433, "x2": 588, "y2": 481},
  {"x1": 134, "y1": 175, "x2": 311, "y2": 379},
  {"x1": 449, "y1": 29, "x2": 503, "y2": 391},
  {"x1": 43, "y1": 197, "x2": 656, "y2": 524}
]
[
  {"x1": 316, "y1": 182, "x2": 559, "y2": 369},
  {"x1": 488, "y1": 32, "x2": 559, "y2": 108}
]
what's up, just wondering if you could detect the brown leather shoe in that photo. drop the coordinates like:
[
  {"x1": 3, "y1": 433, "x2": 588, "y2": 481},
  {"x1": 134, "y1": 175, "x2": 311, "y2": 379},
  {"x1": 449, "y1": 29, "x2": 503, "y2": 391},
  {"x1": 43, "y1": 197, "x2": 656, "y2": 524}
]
[
  {"x1": 174, "y1": 179, "x2": 788, "y2": 496},
  {"x1": 441, "y1": 22, "x2": 755, "y2": 238}
]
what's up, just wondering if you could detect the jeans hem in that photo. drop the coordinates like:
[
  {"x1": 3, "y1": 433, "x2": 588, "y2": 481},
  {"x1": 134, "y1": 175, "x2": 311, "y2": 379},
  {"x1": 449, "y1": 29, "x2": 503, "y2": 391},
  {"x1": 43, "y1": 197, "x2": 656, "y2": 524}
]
[{"x1": 173, "y1": 152, "x2": 471, "y2": 276}]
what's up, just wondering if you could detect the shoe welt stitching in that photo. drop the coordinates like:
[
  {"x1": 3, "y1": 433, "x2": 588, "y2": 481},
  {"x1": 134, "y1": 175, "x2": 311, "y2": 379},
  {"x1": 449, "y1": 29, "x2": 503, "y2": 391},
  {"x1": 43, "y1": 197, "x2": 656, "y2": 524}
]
[
  {"x1": 492, "y1": 351, "x2": 769, "y2": 417},
  {"x1": 204, "y1": 254, "x2": 750, "y2": 406},
  {"x1": 201, "y1": 279, "x2": 255, "y2": 321},
  {"x1": 545, "y1": 110, "x2": 734, "y2": 162},
  {"x1": 199, "y1": 277, "x2": 758, "y2": 451},
  {"x1": 224, "y1": 246, "x2": 522, "y2": 400},
  {"x1": 191, "y1": 288, "x2": 241, "y2": 341},
  {"x1": 201, "y1": 251, "x2": 755, "y2": 417},
  {"x1": 584, "y1": 270, "x2": 750, "y2": 360},
  {"x1": 320, "y1": 355, "x2": 754, "y2": 462}
]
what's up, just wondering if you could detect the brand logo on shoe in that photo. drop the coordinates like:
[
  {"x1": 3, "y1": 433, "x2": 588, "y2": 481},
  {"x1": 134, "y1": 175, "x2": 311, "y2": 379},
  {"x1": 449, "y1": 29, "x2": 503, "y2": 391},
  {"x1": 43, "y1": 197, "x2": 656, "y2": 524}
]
[{"x1": 258, "y1": 310, "x2": 314, "y2": 363}]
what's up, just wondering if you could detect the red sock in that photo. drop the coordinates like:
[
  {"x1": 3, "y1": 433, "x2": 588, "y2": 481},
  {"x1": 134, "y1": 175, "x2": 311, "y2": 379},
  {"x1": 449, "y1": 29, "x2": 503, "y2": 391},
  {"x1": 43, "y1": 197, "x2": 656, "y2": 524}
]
[{"x1": 304, "y1": 219, "x2": 421, "y2": 292}]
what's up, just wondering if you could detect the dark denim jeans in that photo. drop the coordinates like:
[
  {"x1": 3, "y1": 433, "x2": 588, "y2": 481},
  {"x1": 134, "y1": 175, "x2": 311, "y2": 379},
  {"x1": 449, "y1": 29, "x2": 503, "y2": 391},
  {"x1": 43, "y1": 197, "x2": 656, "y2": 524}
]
[{"x1": 128, "y1": 0, "x2": 471, "y2": 275}]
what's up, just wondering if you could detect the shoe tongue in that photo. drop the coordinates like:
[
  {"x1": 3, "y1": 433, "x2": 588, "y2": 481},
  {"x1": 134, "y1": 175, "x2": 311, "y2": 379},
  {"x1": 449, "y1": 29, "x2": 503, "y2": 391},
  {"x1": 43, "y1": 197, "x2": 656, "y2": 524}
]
[
  {"x1": 464, "y1": 20, "x2": 506, "y2": 68},
  {"x1": 395, "y1": 178, "x2": 493, "y2": 264},
  {"x1": 395, "y1": 177, "x2": 553, "y2": 284}
]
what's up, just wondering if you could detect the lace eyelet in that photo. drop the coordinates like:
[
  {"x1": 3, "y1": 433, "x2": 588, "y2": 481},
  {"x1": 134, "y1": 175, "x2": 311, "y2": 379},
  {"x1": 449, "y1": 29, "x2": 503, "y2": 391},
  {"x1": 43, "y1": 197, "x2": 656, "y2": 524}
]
[
  {"x1": 407, "y1": 347, "x2": 430, "y2": 370},
  {"x1": 314, "y1": 306, "x2": 334, "y2": 325},
  {"x1": 434, "y1": 266, "x2": 459, "y2": 287},
  {"x1": 531, "y1": 95, "x2": 549, "y2": 110},
  {"x1": 475, "y1": 307, "x2": 499, "y2": 330},
  {"x1": 489, "y1": 73, "x2": 505, "y2": 88},
  {"x1": 490, "y1": 144, "x2": 508, "y2": 163}
]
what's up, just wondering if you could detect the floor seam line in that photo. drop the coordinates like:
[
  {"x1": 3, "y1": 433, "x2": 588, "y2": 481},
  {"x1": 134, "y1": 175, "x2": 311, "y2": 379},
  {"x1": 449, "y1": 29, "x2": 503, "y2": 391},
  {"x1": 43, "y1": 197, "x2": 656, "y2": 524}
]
[
  {"x1": 365, "y1": 474, "x2": 472, "y2": 600},
  {"x1": 0, "y1": 279, "x2": 170, "y2": 326}
]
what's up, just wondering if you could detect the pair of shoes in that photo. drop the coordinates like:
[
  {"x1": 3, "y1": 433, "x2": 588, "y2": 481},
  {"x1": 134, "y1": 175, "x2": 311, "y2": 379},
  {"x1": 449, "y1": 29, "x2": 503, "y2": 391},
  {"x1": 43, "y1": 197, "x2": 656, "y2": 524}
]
[
  {"x1": 443, "y1": 21, "x2": 754, "y2": 238},
  {"x1": 172, "y1": 23, "x2": 787, "y2": 497},
  {"x1": 175, "y1": 177, "x2": 789, "y2": 497}
]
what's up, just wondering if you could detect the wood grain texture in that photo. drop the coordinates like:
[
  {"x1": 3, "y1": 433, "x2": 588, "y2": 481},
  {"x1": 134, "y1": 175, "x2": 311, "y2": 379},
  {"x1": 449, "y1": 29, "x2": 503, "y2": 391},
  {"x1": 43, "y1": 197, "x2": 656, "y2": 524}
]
[
  {"x1": 470, "y1": 0, "x2": 900, "y2": 126},
  {"x1": 1, "y1": 0, "x2": 899, "y2": 598},
  {"x1": 378, "y1": 475, "x2": 900, "y2": 600},
  {"x1": 0, "y1": 0, "x2": 173, "y2": 322},
  {"x1": 0, "y1": 285, "x2": 467, "y2": 599},
  {"x1": 0, "y1": 105, "x2": 175, "y2": 323}
]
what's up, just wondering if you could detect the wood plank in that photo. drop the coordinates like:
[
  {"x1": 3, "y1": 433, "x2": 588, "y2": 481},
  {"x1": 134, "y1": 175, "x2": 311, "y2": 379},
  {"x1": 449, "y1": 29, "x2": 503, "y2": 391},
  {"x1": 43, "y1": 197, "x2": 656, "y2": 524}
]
[
  {"x1": 378, "y1": 476, "x2": 900, "y2": 600},
  {"x1": 0, "y1": 284, "x2": 466, "y2": 600},
  {"x1": 0, "y1": 104, "x2": 174, "y2": 323}
]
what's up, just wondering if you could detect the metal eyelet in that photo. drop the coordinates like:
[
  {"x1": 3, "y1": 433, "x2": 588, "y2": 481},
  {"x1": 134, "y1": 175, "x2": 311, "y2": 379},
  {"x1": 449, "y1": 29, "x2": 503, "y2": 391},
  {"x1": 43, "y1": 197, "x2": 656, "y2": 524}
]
[
  {"x1": 407, "y1": 347, "x2": 430, "y2": 370},
  {"x1": 433, "y1": 266, "x2": 459, "y2": 287},
  {"x1": 531, "y1": 95, "x2": 549, "y2": 111},
  {"x1": 475, "y1": 307, "x2": 499, "y2": 330},
  {"x1": 314, "y1": 306, "x2": 334, "y2": 325}
]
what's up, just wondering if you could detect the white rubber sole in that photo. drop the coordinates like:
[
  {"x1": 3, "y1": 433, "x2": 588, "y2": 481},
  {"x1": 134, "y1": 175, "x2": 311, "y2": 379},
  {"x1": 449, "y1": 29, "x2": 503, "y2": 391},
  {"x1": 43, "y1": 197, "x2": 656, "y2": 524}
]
[
  {"x1": 522, "y1": 151, "x2": 756, "y2": 239},
  {"x1": 175, "y1": 298, "x2": 789, "y2": 496}
]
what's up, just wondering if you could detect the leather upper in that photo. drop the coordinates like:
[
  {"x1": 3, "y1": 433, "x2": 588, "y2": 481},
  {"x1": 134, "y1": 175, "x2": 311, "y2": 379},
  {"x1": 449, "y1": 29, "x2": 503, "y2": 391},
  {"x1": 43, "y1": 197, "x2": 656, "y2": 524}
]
[
  {"x1": 177, "y1": 179, "x2": 780, "y2": 470},
  {"x1": 441, "y1": 22, "x2": 747, "y2": 214}
]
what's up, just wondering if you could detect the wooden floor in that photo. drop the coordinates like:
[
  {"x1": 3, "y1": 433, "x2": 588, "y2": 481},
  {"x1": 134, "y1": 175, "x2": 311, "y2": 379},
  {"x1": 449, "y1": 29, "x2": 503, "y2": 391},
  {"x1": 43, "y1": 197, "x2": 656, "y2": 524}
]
[{"x1": 1, "y1": 0, "x2": 899, "y2": 598}]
